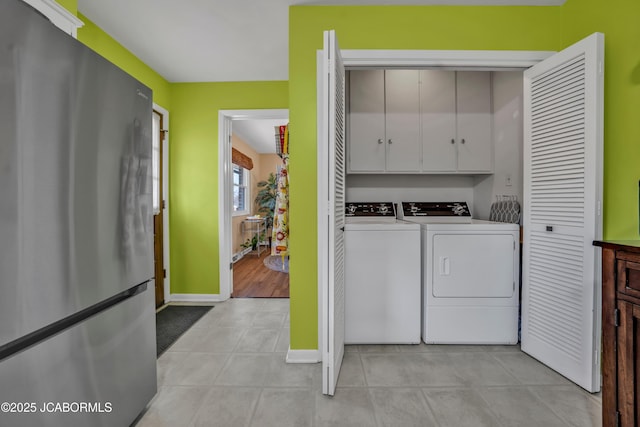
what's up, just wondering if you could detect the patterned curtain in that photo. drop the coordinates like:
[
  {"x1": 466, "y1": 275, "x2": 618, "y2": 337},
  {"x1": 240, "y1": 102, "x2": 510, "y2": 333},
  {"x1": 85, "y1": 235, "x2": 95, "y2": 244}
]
[{"x1": 271, "y1": 154, "x2": 289, "y2": 257}]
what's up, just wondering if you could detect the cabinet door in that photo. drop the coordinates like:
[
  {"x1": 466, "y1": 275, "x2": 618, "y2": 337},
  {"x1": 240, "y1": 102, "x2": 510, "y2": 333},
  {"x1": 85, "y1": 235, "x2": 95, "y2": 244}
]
[
  {"x1": 348, "y1": 70, "x2": 386, "y2": 172},
  {"x1": 420, "y1": 70, "x2": 457, "y2": 172},
  {"x1": 385, "y1": 70, "x2": 421, "y2": 172},
  {"x1": 618, "y1": 300, "x2": 640, "y2": 427},
  {"x1": 456, "y1": 71, "x2": 493, "y2": 172}
]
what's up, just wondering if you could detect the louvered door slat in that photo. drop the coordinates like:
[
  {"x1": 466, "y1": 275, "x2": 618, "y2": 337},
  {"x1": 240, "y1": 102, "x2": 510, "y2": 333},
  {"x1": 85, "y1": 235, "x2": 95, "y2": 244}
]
[
  {"x1": 522, "y1": 33, "x2": 603, "y2": 393},
  {"x1": 530, "y1": 132, "x2": 583, "y2": 148},
  {"x1": 531, "y1": 82, "x2": 584, "y2": 110},
  {"x1": 530, "y1": 55, "x2": 585, "y2": 94}
]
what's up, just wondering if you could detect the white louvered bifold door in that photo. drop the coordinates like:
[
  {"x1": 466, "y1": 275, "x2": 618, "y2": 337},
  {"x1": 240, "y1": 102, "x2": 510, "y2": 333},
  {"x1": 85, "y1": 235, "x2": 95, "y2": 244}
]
[
  {"x1": 522, "y1": 33, "x2": 604, "y2": 393},
  {"x1": 320, "y1": 30, "x2": 346, "y2": 396}
]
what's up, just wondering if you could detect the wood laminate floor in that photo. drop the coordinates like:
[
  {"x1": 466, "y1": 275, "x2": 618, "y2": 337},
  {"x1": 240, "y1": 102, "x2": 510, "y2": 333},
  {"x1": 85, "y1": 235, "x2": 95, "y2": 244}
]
[{"x1": 232, "y1": 251, "x2": 289, "y2": 298}]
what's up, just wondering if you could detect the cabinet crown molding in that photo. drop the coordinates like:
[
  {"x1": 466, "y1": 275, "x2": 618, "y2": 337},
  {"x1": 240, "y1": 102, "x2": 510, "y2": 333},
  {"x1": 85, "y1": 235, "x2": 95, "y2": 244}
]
[{"x1": 21, "y1": 0, "x2": 84, "y2": 38}]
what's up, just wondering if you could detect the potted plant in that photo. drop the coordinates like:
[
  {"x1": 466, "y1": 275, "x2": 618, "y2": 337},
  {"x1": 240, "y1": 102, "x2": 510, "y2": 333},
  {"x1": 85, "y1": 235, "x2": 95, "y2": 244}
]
[
  {"x1": 240, "y1": 234, "x2": 258, "y2": 251},
  {"x1": 255, "y1": 172, "x2": 278, "y2": 233}
]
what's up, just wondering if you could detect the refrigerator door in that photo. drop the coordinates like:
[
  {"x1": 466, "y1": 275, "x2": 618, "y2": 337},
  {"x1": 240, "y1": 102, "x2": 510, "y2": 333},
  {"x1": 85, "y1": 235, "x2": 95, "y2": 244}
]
[
  {"x1": 0, "y1": 0, "x2": 153, "y2": 347},
  {"x1": 0, "y1": 284, "x2": 156, "y2": 427}
]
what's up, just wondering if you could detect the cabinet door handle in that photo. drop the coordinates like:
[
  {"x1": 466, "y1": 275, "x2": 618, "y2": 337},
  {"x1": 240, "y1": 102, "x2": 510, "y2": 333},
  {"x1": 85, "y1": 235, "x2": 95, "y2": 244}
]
[
  {"x1": 377, "y1": 138, "x2": 384, "y2": 144},
  {"x1": 388, "y1": 139, "x2": 393, "y2": 144},
  {"x1": 461, "y1": 138, "x2": 466, "y2": 144},
  {"x1": 450, "y1": 139, "x2": 455, "y2": 144}
]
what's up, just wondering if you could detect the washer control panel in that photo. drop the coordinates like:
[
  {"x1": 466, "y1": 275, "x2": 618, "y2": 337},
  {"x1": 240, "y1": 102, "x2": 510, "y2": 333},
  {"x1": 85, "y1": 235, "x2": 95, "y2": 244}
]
[{"x1": 345, "y1": 202, "x2": 396, "y2": 217}]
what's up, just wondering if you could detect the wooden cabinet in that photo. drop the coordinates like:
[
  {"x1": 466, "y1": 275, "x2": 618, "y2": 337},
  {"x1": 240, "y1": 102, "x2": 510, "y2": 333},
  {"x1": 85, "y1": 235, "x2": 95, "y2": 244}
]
[
  {"x1": 420, "y1": 70, "x2": 492, "y2": 173},
  {"x1": 595, "y1": 240, "x2": 640, "y2": 427},
  {"x1": 348, "y1": 69, "x2": 421, "y2": 173}
]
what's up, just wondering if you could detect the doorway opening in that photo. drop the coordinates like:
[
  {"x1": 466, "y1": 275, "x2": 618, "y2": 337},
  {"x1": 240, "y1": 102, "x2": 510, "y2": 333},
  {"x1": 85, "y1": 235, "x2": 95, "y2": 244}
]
[
  {"x1": 152, "y1": 105, "x2": 170, "y2": 308},
  {"x1": 218, "y1": 109, "x2": 289, "y2": 300}
]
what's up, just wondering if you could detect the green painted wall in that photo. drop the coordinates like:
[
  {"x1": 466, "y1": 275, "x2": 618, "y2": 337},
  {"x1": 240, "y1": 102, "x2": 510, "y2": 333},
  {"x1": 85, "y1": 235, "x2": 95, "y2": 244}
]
[
  {"x1": 288, "y1": 5, "x2": 567, "y2": 350},
  {"x1": 561, "y1": 0, "x2": 640, "y2": 239},
  {"x1": 60, "y1": 1, "x2": 640, "y2": 353},
  {"x1": 56, "y1": 0, "x2": 77, "y2": 14},
  {"x1": 57, "y1": 2, "x2": 169, "y2": 108},
  {"x1": 169, "y1": 82, "x2": 288, "y2": 294},
  {"x1": 63, "y1": 4, "x2": 290, "y2": 300},
  {"x1": 76, "y1": 14, "x2": 171, "y2": 109}
]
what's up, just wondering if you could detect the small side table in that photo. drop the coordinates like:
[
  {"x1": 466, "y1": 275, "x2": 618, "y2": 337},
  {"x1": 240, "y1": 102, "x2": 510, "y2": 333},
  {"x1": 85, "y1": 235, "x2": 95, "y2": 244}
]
[{"x1": 241, "y1": 218, "x2": 266, "y2": 257}]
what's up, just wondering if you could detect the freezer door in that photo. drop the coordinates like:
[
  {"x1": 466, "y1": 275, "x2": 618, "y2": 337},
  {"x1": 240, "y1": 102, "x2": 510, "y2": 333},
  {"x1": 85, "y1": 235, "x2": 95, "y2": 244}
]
[
  {"x1": 0, "y1": 0, "x2": 153, "y2": 346},
  {"x1": 0, "y1": 285, "x2": 156, "y2": 427}
]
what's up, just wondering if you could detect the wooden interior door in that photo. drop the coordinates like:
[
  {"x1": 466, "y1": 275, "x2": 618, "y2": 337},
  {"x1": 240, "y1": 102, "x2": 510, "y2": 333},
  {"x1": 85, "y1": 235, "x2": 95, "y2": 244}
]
[{"x1": 153, "y1": 110, "x2": 165, "y2": 308}]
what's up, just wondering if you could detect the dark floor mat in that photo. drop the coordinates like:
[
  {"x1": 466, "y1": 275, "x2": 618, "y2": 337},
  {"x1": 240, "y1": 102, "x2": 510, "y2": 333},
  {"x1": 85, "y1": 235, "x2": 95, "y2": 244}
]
[{"x1": 156, "y1": 305, "x2": 213, "y2": 357}]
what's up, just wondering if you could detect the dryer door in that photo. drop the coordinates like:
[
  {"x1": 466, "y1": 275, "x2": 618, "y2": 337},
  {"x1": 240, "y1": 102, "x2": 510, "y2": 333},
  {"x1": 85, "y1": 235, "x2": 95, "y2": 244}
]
[{"x1": 430, "y1": 233, "x2": 515, "y2": 298}]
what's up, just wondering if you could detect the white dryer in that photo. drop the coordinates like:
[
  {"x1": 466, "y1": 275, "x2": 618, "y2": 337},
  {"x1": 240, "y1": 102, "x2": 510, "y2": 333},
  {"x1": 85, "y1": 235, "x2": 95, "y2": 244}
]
[
  {"x1": 401, "y1": 202, "x2": 519, "y2": 345},
  {"x1": 344, "y1": 202, "x2": 421, "y2": 344}
]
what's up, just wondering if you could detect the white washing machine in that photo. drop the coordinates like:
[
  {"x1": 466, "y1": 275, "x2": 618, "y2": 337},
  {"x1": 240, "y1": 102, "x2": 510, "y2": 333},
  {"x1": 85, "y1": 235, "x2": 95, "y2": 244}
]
[
  {"x1": 344, "y1": 202, "x2": 421, "y2": 344},
  {"x1": 401, "y1": 202, "x2": 520, "y2": 345}
]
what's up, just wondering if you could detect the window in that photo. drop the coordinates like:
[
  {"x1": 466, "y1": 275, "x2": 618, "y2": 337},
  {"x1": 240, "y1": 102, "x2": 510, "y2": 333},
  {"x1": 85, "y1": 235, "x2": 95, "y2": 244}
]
[{"x1": 233, "y1": 164, "x2": 249, "y2": 216}]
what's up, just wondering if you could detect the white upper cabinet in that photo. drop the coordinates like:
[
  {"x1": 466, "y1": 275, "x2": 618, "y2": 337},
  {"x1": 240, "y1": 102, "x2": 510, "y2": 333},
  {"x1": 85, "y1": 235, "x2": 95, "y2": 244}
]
[
  {"x1": 348, "y1": 70, "x2": 421, "y2": 172},
  {"x1": 349, "y1": 69, "x2": 492, "y2": 174},
  {"x1": 420, "y1": 70, "x2": 457, "y2": 171},
  {"x1": 385, "y1": 70, "x2": 421, "y2": 171},
  {"x1": 421, "y1": 70, "x2": 493, "y2": 173},
  {"x1": 456, "y1": 72, "x2": 493, "y2": 172},
  {"x1": 348, "y1": 70, "x2": 386, "y2": 172}
]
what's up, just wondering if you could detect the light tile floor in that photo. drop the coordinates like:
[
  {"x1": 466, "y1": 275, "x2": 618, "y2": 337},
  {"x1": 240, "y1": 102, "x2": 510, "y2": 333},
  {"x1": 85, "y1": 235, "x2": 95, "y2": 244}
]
[{"x1": 134, "y1": 298, "x2": 602, "y2": 427}]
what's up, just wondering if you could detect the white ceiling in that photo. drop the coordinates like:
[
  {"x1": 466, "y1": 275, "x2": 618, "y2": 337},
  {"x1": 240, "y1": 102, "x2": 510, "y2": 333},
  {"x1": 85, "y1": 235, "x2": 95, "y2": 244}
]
[
  {"x1": 233, "y1": 119, "x2": 289, "y2": 154},
  {"x1": 76, "y1": 0, "x2": 563, "y2": 151},
  {"x1": 77, "y1": 0, "x2": 565, "y2": 83}
]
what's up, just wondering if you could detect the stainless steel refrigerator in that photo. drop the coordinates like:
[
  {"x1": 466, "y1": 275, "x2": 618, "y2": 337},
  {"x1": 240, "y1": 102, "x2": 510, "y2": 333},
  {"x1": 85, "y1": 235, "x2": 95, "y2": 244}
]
[{"x1": 0, "y1": 1, "x2": 157, "y2": 426}]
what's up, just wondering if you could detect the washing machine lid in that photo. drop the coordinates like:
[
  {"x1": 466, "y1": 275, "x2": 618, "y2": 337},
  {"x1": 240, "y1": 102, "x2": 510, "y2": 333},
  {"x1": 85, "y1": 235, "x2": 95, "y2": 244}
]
[
  {"x1": 401, "y1": 202, "x2": 472, "y2": 224},
  {"x1": 345, "y1": 202, "x2": 397, "y2": 223}
]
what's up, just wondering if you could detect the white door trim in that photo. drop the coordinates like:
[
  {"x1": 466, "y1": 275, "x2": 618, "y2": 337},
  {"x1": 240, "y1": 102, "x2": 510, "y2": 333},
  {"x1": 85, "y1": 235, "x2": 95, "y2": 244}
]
[
  {"x1": 153, "y1": 103, "x2": 171, "y2": 304},
  {"x1": 318, "y1": 47, "x2": 555, "y2": 360},
  {"x1": 341, "y1": 49, "x2": 554, "y2": 69},
  {"x1": 218, "y1": 109, "x2": 289, "y2": 300}
]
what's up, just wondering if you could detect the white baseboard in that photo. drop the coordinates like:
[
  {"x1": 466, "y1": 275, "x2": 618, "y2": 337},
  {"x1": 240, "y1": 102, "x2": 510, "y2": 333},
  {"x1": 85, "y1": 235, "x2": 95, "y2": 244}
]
[
  {"x1": 286, "y1": 348, "x2": 321, "y2": 364},
  {"x1": 169, "y1": 293, "x2": 227, "y2": 303},
  {"x1": 232, "y1": 247, "x2": 252, "y2": 263}
]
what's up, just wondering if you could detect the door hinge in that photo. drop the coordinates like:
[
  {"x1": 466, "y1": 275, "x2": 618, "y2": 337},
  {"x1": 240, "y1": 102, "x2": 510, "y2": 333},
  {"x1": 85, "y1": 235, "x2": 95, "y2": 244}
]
[
  {"x1": 163, "y1": 269, "x2": 167, "y2": 279},
  {"x1": 615, "y1": 410, "x2": 621, "y2": 427},
  {"x1": 160, "y1": 129, "x2": 168, "y2": 141},
  {"x1": 614, "y1": 308, "x2": 620, "y2": 327},
  {"x1": 161, "y1": 199, "x2": 166, "y2": 210},
  {"x1": 230, "y1": 263, "x2": 233, "y2": 270}
]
